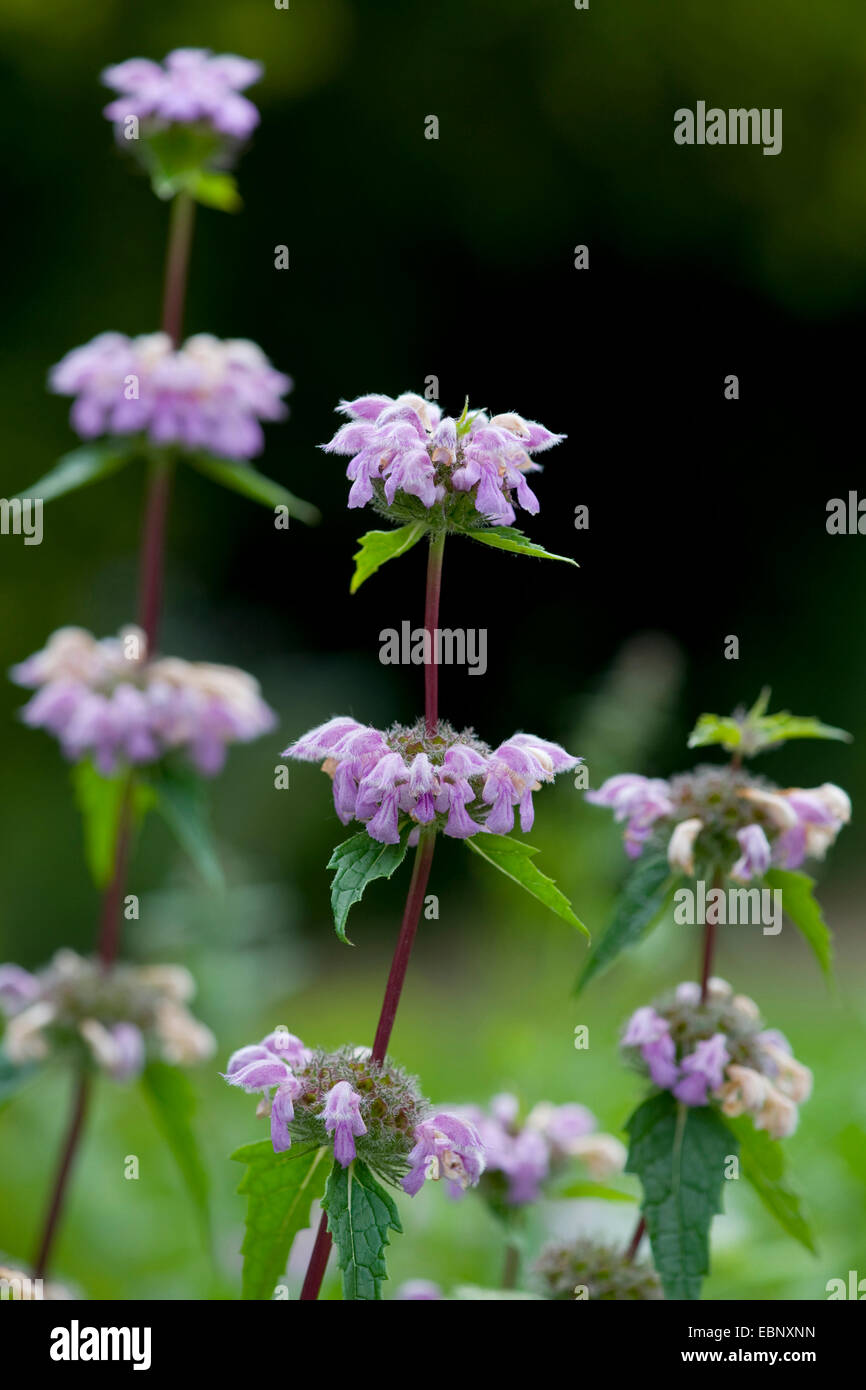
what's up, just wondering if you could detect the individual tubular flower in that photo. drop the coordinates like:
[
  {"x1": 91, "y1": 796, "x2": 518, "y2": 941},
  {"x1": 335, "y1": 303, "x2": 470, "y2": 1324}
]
[
  {"x1": 402, "y1": 1114, "x2": 486, "y2": 1197},
  {"x1": 285, "y1": 716, "x2": 579, "y2": 844},
  {"x1": 450, "y1": 1093, "x2": 625, "y2": 1210},
  {"x1": 49, "y1": 332, "x2": 291, "y2": 460},
  {"x1": 102, "y1": 49, "x2": 262, "y2": 140},
  {"x1": 621, "y1": 979, "x2": 812, "y2": 1137},
  {"x1": 534, "y1": 1238, "x2": 663, "y2": 1301},
  {"x1": 223, "y1": 1036, "x2": 481, "y2": 1194},
  {"x1": 321, "y1": 1081, "x2": 368, "y2": 1166},
  {"x1": 0, "y1": 951, "x2": 214, "y2": 1078},
  {"x1": 588, "y1": 763, "x2": 850, "y2": 881},
  {"x1": 322, "y1": 391, "x2": 564, "y2": 526},
  {"x1": 11, "y1": 625, "x2": 276, "y2": 776},
  {"x1": 585, "y1": 774, "x2": 674, "y2": 860}
]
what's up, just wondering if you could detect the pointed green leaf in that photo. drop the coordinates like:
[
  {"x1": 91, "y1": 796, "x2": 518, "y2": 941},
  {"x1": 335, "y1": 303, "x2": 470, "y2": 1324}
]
[
  {"x1": 152, "y1": 766, "x2": 224, "y2": 892},
  {"x1": 754, "y1": 712, "x2": 852, "y2": 746},
  {"x1": 626, "y1": 1092, "x2": 733, "y2": 1301},
  {"x1": 466, "y1": 525, "x2": 578, "y2": 567},
  {"x1": 16, "y1": 440, "x2": 137, "y2": 505},
  {"x1": 350, "y1": 523, "x2": 428, "y2": 593},
  {"x1": 322, "y1": 1158, "x2": 402, "y2": 1301},
  {"x1": 141, "y1": 1061, "x2": 211, "y2": 1250},
  {"x1": 576, "y1": 851, "x2": 673, "y2": 994},
  {"x1": 688, "y1": 694, "x2": 851, "y2": 757},
  {"x1": 71, "y1": 762, "x2": 156, "y2": 889},
  {"x1": 186, "y1": 452, "x2": 320, "y2": 525},
  {"x1": 765, "y1": 868, "x2": 833, "y2": 981},
  {"x1": 724, "y1": 1115, "x2": 817, "y2": 1254},
  {"x1": 231, "y1": 1140, "x2": 330, "y2": 1300},
  {"x1": 465, "y1": 833, "x2": 589, "y2": 938},
  {"x1": 190, "y1": 170, "x2": 241, "y2": 213},
  {"x1": 327, "y1": 826, "x2": 412, "y2": 944},
  {"x1": 687, "y1": 713, "x2": 746, "y2": 751}
]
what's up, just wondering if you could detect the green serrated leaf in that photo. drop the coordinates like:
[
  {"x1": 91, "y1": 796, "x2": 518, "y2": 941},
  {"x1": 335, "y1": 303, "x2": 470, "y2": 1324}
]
[
  {"x1": 756, "y1": 712, "x2": 852, "y2": 745},
  {"x1": 185, "y1": 452, "x2": 320, "y2": 525},
  {"x1": 190, "y1": 170, "x2": 241, "y2": 212},
  {"x1": 687, "y1": 713, "x2": 745, "y2": 751},
  {"x1": 16, "y1": 440, "x2": 137, "y2": 505},
  {"x1": 765, "y1": 868, "x2": 833, "y2": 982},
  {"x1": 327, "y1": 826, "x2": 412, "y2": 944},
  {"x1": 466, "y1": 833, "x2": 589, "y2": 938},
  {"x1": 141, "y1": 1061, "x2": 211, "y2": 1250},
  {"x1": 724, "y1": 1115, "x2": 817, "y2": 1254},
  {"x1": 350, "y1": 523, "x2": 428, "y2": 593},
  {"x1": 466, "y1": 525, "x2": 578, "y2": 567},
  {"x1": 152, "y1": 766, "x2": 224, "y2": 892},
  {"x1": 231, "y1": 1140, "x2": 330, "y2": 1300},
  {"x1": 626, "y1": 1092, "x2": 733, "y2": 1301},
  {"x1": 687, "y1": 697, "x2": 851, "y2": 757},
  {"x1": 576, "y1": 852, "x2": 673, "y2": 994},
  {"x1": 71, "y1": 762, "x2": 156, "y2": 889},
  {"x1": 322, "y1": 1158, "x2": 402, "y2": 1301}
]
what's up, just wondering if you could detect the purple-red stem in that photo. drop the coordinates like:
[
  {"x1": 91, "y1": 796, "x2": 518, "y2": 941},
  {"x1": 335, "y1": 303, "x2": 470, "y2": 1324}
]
[
  {"x1": 423, "y1": 533, "x2": 445, "y2": 736},
  {"x1": 700, "y1": 873, "x2": 722, "y2": 1003},
  {"x1": 300, "y1": 533, "x2": 446, "y2": 1299},
  {"x1": 33, "y1": 1075, "x2": 90, "y2": 1279},
  {"x1": 32, "y1": 191, "x2": 196, "y2": 1280},
  {"x1": 371, "y1": 830, "x2": 437, "y2": 1064},
  {"x1": 624, "y1": 1216, "x2": 646, "y2": 1263},
  {"x1": 627, "y1": 874, "x2": 722, "y2": 1261}
]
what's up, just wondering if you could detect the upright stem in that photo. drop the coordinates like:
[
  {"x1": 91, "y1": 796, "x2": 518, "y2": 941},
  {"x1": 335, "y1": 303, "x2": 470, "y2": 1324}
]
[
  {"x1": 137, "y1": 458, "x2": 174, "y2": 654},
  {"x1": 31, "y1": 190, "x2": 196, "y2": 1280},
  {"x1": 424, "y1": 533, "x2": 445, "y2": 734},
  {"x1": 700, "y1": 873, "x2": 722, "y2": 1003},
  {"x1": 300, "y1": 831, "x2": 438, "y2": 1300},
  {"x1": 502, "y1": 1240, "x2": 521, "y2": 1290},
  {"x1": 624, "y1": 1216, "x2": 646, "y2": 1263},
  {"x1": 300, "y1": 531, "x2": 447, "y2": 1300},
  {"x1": 371, "y1": 830, "x2": 437, "y2": 1063},
  {"x1": 299, "y1": 1211, "x2": 333, "y2": 1301},
  {"x1": 161, "y1": 191, "x2": 196, "y2": 348},
  {"x1": 96, "y1": 778, "x2": 135, "y2": 971},
  {"x1": 32, "y1": 1075, "x2": 90, "y2": 1279}
]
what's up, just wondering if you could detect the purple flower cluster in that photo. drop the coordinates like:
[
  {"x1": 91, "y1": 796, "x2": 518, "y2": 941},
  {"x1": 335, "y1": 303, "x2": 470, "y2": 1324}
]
[
  {"x1": 12, "y1": 625, "x2": 276, "y2": 776},
  {"x1": 223, "y1": 1031, "x2": 485, "y2": 1196},
  {"x1": 456, "y1": 1093, "x2": 626, "y2": 1207},
  {"x1": 102, "y1": 50, "x2": 262, "y2": 140},
  {"x1": 622, "y1": 978, "x2": 812, "y2": 1137},
  {"x1": 50, "y1": 332, "x2": 291, "y2": 460},
  {"x1": 587, "y1": 767, "x2": 850, "y2": 880},
  {"x1": 285, "y1": 717, "x2": 579, "y2": 844},
  {"x1": 323, "y1": 392, "x2": 564, "y2": 525},
  {"x1": 0, "y1": 952, "x2": 215, "y2": 1079}
]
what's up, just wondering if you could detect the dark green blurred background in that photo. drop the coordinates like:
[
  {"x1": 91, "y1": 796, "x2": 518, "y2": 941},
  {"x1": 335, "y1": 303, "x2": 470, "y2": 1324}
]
[{"x1": 1, "y1": 0, "x2": 864, "y2": 1299}]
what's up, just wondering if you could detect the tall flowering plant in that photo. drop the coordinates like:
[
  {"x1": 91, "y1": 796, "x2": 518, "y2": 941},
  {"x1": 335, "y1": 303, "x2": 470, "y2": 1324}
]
[
  {"x1": 581, "y1": 693, "x2": 851, "y2": 1299},
  {"x1": 225, "y1": 387, "x2": 590, "y2": 1300},
  {"x1": 2, "y1": 50, "x2": 315, "y2": 1284}
]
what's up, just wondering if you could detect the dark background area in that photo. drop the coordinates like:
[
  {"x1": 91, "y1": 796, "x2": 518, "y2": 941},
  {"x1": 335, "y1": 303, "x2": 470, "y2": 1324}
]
[{"x1": 0, "y1": 0, "x2": 863, "y2": 1299}]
